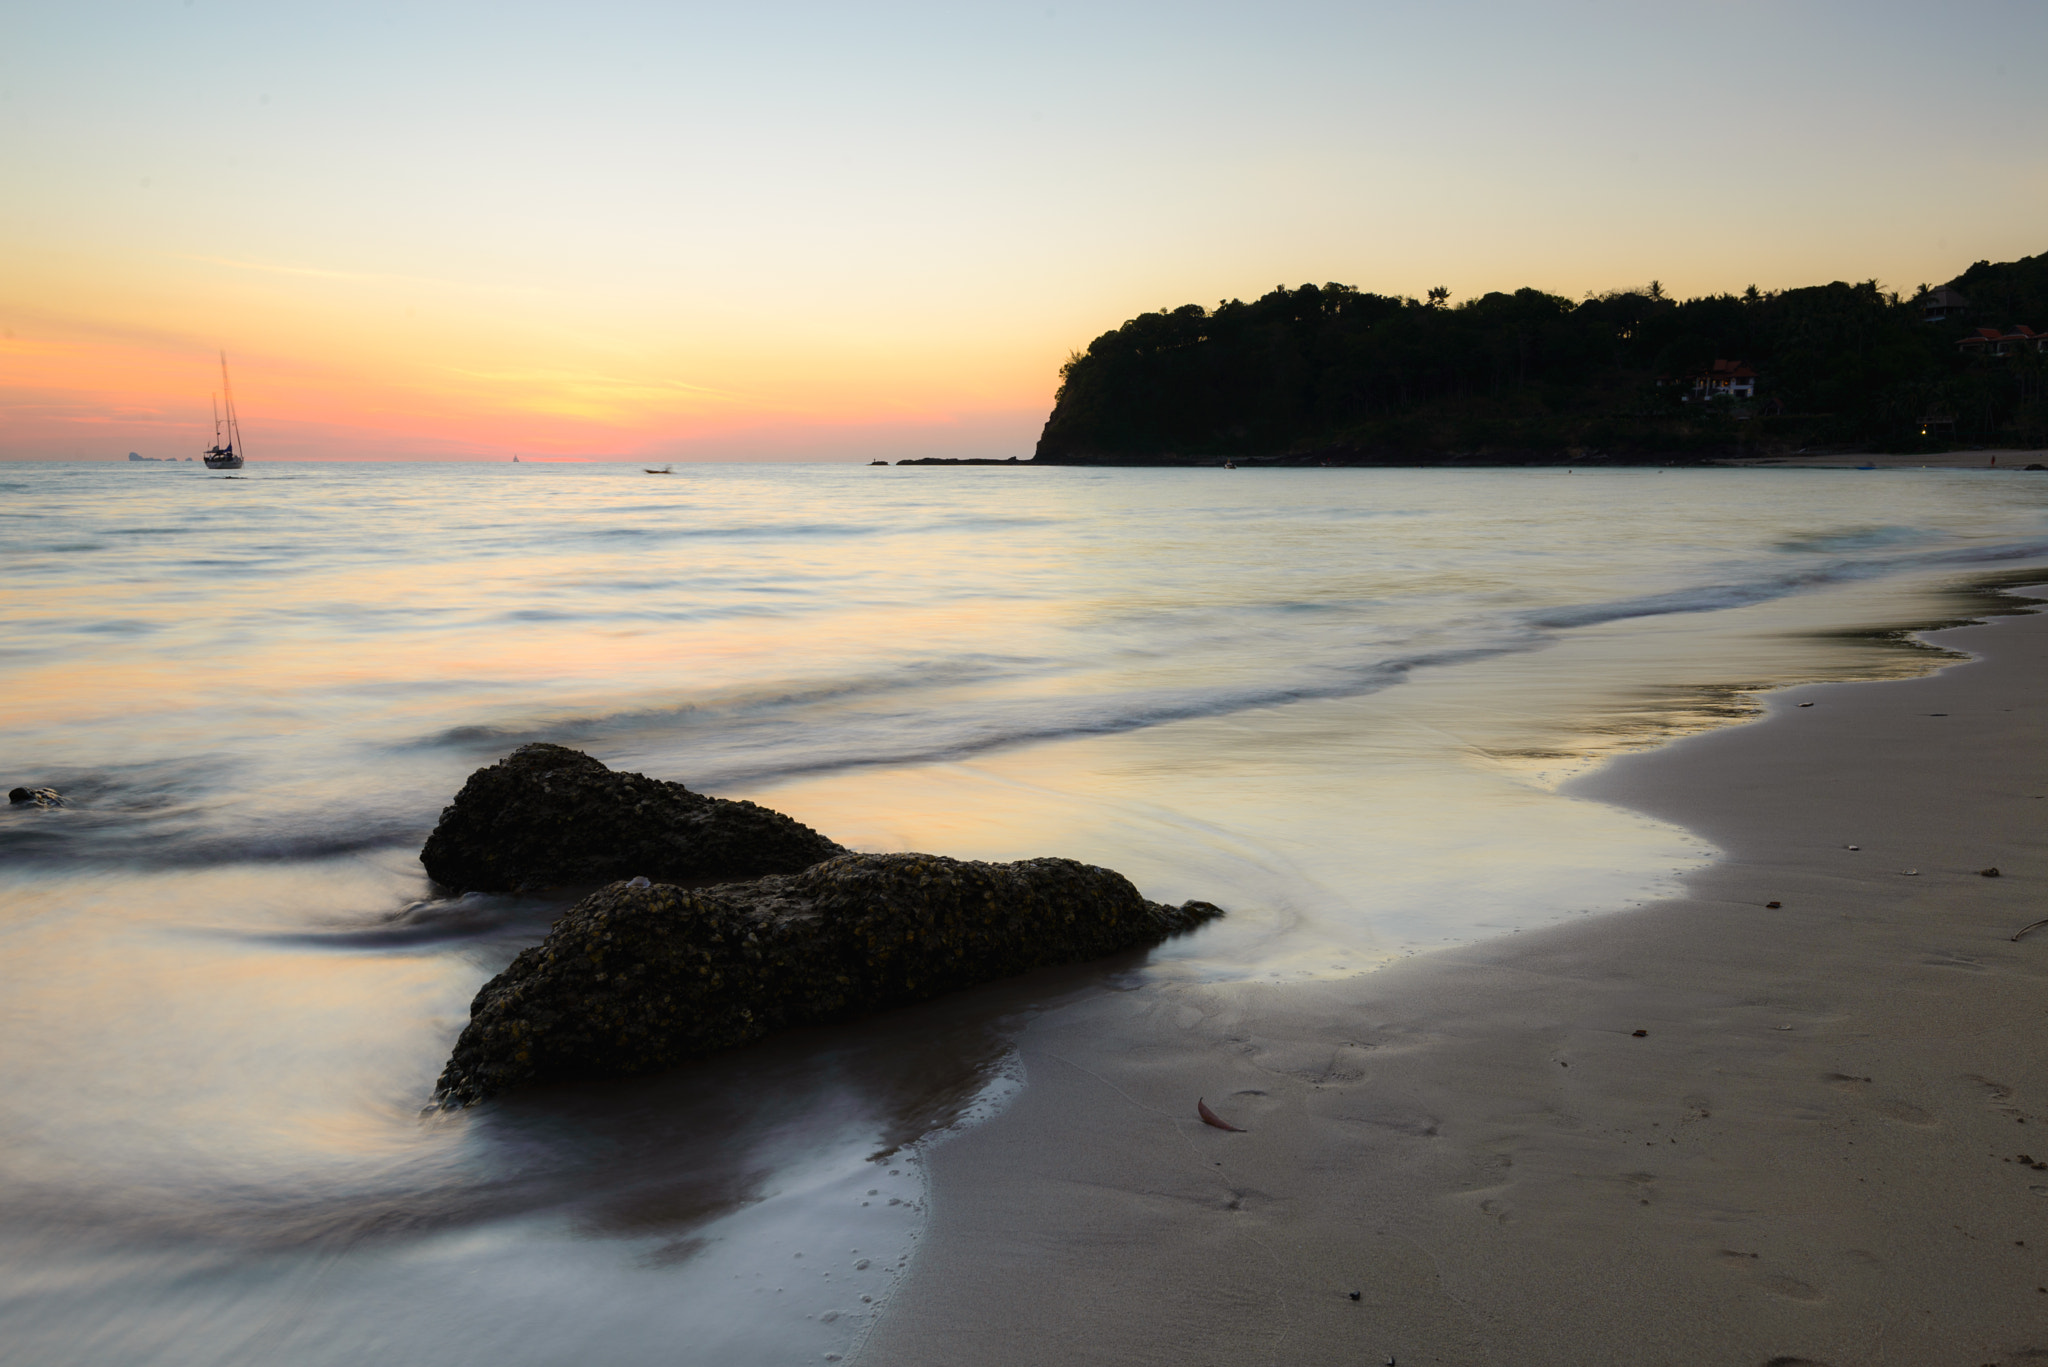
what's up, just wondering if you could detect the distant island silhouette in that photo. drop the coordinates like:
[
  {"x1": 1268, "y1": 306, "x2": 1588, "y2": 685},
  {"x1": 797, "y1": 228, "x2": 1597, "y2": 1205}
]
[{"x1": 972, "y1": 250, "x2": 2048, "y2": 467}]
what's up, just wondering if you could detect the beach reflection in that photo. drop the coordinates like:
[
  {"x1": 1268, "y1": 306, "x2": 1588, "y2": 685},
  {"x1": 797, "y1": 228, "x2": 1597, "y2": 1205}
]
[{"x1": 0, "y1": 853, "x2": 1134, "y2": 1365}]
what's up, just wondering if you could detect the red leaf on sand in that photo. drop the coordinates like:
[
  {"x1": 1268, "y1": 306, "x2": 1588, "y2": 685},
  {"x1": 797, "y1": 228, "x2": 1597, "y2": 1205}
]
[{"x1": 1198, "y1": 1098, "x2": 1246, "y2": 1132}]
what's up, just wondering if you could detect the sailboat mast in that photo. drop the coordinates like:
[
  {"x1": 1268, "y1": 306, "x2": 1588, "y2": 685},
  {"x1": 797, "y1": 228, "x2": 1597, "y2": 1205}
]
[
  {"x1": 212, "y1": 394, "x2": 223, "y2": 447},
  {"x1": 218, "y1": 351, "x2": 242, "y2": 456}
]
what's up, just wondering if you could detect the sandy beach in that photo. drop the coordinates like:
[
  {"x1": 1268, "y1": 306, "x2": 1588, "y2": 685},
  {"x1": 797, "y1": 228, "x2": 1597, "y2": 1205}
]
[{"x1": 860, "y1": 588, "x2": 2048, "y2": 1367}]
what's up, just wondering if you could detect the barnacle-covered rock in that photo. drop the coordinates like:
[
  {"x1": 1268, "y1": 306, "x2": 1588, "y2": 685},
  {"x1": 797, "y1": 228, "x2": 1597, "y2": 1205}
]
[
  {"x1": 434, "y1": 851, "x2": 1223, "y2": 1104},
  {"x1": 7, "y1": 787, "x2": 65, "y2": 809},
  {"x1": 420, "y1": 743, "x2": 846, "y2": 893}
]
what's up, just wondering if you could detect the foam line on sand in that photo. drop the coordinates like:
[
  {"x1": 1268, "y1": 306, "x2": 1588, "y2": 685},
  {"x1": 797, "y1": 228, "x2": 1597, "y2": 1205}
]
[{"x1": 858, "y1": 588, "x2": 2048, "y2": 1367}]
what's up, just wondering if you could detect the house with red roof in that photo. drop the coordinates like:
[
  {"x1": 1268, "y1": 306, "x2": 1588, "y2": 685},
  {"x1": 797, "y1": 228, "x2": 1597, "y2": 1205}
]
[{"x1": 1957, "y1": 326, "x2": 2047, "y2": 356}]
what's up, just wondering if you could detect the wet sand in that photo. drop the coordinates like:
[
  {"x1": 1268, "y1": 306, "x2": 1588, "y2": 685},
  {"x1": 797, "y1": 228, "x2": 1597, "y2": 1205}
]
[{"x1": 858, "y1": 592, "x2": 2048, "y2": 1366}]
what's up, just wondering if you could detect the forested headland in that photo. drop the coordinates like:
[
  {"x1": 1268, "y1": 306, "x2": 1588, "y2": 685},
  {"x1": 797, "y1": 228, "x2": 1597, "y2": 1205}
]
[{"x1": 1029, "y1": 251, "x2": 2048, "y2": 465}]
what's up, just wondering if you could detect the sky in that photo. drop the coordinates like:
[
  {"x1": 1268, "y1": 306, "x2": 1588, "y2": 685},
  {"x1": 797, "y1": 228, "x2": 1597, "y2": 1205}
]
[{"x1": 4, "y1": 1, "x2": 2046, "y2": 462}]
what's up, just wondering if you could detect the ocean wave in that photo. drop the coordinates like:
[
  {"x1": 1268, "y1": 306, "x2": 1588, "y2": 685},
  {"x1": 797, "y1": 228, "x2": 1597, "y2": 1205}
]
[
  {"x1": 0, "y1": 811, "x2": 423, "y2": 870},
  {"x1": 1527, "y1": 537, "x2": 2048, "y2": 631},
  {"x1": 0, "y1": 756, "x2": 430, "y2": 870},
  {"x1": 664, "y1": 646, "x2": 1514, "y2": 789},
  {"x1": 400, "y1": 637, "x2": 1523, "y2": 796},
  {"x1": 1772, "y1": 524, "x2": 1929, "y2": 554},
  {"x1": 402, "y1": 539, "x2": 2048, "y2": 794},
  {"x1": 403, "y1": 655, "x2": 1053, "y2": 756},
  {"x1": 587, "y1": 522, "x2": 885, "y2": 541},
  {"x1": 10, "y1": 464, "x2": 2048, "y2": 875},
  {"x1": 235, "y1": 890, "x2": 560, "y2": 950}
]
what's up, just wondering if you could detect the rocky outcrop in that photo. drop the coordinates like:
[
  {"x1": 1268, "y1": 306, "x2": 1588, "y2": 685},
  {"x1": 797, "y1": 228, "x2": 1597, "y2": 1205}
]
[
  {"x1": 434, "y1": 852, "x2": 1223, "y2": 1104},
  {"x1": 8, "y1": 787, "x2": 64, "y2": 808},
  {"x1": 420, "y1": 744, "x2": 846, "y2": 893}
]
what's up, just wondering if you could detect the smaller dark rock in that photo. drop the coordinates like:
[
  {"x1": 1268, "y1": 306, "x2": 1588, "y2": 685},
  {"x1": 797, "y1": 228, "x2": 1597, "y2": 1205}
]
[
  {"x1": 1981, "y1": 867, "x2": 2002, "y2": 877},
  {"x1": 1631, "y1": 1029, "x2": 1648, "y2": 1037},
  {"x1": 2024, "y1": 462, "x2": 2046, "y2": 471},
  {"x1": 1766, "y1": 900, "x2": 1781, "y2": 909},
  {"x1": 420, "y1": 744, "x2": 847, "y2": 893},
  {"x1": 9, "y1": 787, "x2": 64, "y2": 808}
]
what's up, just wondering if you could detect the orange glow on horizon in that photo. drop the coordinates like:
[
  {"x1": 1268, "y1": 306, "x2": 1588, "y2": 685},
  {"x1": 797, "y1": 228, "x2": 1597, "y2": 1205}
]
[{"x1": 2, "y1": 248, "x2": 1062, "y2": 461}]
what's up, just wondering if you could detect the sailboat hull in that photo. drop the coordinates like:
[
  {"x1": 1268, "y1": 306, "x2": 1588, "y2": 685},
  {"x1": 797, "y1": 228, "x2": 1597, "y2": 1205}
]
[{"x1": 203, "y1": 453, "x2": 243, "y2": 470}]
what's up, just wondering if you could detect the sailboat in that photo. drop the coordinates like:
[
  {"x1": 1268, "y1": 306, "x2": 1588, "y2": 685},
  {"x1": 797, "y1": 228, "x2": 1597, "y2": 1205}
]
[{"x1": 202, "y1": 352, "x2": 246, "y2": 470}]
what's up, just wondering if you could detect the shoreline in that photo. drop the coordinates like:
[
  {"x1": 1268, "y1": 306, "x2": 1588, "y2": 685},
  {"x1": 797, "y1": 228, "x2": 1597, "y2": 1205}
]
[
  {"x1": 886, "y1": 451, "x2": 2048, "y2": 469},
  {"x1": 858, "y1": 582, "x2": 2048, "y2": 1366},
  {"x1": 1718, "y1": 449, "x2": 2048, "y2": 470}
]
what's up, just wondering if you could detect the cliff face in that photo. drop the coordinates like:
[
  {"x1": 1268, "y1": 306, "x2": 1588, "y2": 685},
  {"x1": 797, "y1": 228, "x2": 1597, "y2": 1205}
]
[{"x1": 1031, "y1": 254, "x2": 2048, "y2": 464}]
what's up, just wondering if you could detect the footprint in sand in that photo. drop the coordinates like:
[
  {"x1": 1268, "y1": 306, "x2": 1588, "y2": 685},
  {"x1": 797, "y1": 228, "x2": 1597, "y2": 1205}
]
[
  {"x1": 1873, "y1": 1098, "x2": 1937, "y2": 1127},
  {"x1": 1965, "y1": 1074, "x2": 2015, "y2": 1103},
  {"x1": 1327, "y1": 1097, "x2": 1441, "y2": 1137},
  {"x1": 1452, "y1": 1151, "x2": 1514, "y2": 1196},
  {"x1": 1756, "y1": 1274, "x2": 1825, "y2": 1302},
  {"x1": 1218, "y1": 1186, "x2": 1273, "y2": 1213},
  {"x1": 1817, "y1": 1074, "x2": 1936, "y2": 1125},
  {"x1": 1251, "y1": 1040, "x2": 1377, "y2": 1085},
  {"x1": 1614, "y1": 1171, "x2": 1658, "y2": 1207},
  {"x1": 1715, "y1": 1253, "x2": 1825, "y2": 1303}
]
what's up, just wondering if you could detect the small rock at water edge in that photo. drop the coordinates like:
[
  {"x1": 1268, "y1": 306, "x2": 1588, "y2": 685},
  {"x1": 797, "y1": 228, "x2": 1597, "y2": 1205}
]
[{"x1": 420, "y1": 743, "x2": 847, "y2": 893}]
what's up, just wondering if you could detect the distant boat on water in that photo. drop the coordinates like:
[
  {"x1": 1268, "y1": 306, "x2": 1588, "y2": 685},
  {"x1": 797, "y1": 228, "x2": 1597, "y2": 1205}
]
[
  {"x1": 202, "y1": 352, "x2": 246, "y2": 470},
  {"x1": 645, "y1": 464, "x2": 674, "y2": 474}
]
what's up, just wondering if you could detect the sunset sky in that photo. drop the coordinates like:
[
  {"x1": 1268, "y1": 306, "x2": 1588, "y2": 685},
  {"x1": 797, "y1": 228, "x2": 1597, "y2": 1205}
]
[{"x1": 5, "y1": 1, "x2": 2045, "y2": 462}]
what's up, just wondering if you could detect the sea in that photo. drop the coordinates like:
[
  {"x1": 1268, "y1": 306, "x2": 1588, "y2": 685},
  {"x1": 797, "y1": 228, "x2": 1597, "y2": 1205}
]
[{"x1": 3, "y1": 459, "x2": 2046, "y2": 1366}]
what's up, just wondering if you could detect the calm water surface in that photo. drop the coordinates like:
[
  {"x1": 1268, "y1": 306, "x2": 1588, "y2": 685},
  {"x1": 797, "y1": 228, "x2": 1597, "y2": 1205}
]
[{"x1": 3, "y1": 460, "x2": 2046, "y2": 1365}]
